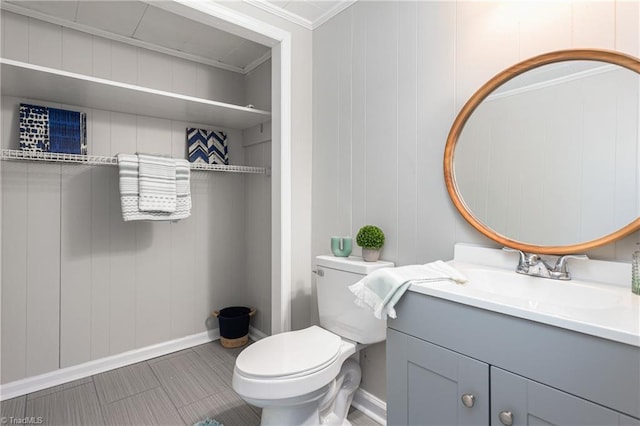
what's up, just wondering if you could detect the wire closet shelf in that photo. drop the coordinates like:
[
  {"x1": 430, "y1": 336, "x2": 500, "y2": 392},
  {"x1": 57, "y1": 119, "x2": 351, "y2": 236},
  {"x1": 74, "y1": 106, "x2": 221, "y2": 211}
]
[{"x1": 0, "y1": 149, "x2": 267, "y2": 174}]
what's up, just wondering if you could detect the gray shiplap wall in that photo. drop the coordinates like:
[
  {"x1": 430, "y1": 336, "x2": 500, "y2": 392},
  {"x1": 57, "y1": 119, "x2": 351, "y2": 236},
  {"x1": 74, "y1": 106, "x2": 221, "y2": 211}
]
[
  {"x1": 242, "y1": 59, "x2": 273, "y2": 334},
  {"x1": 243, "y1": 141, "x2": 272, "y2": 335},
  {"x1": 1, "y1": 105, "x2": 248, "y2": 383},
  {"x1": 312, "y1": 0, "x2": 640, "y2": 401},
  {"x1": 1, "y1": 11, "x2": 271, "y2": 384}
]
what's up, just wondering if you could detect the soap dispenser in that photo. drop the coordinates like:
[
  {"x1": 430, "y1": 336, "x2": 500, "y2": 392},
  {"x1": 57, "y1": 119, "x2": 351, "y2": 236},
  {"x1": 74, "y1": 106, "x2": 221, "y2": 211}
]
[{"x1": 632, "y1": 243, "x2": 640, "y2": 295}]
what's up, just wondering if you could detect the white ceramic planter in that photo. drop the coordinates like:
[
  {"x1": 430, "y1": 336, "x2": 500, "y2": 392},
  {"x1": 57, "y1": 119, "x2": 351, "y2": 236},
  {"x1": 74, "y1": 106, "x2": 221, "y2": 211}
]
[{"x1": 362, "y1": 248, "x2": 381, "y2": 262}]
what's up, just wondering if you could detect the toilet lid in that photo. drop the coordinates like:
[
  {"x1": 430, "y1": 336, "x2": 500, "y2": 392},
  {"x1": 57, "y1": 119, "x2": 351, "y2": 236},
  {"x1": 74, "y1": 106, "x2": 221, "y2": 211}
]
[{"x1": 235, "y1": 326, "x2": 342, "y2": 378}]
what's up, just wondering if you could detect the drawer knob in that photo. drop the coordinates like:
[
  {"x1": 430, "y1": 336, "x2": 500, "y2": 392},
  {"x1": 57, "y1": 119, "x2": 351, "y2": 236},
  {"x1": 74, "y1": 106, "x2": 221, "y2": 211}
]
[
  {"x1": 461, "y1": 393, "x2": 475, "y2": 408},
  {"x1": 499, "y1": 410, "x2": 513, "y2": 426}
]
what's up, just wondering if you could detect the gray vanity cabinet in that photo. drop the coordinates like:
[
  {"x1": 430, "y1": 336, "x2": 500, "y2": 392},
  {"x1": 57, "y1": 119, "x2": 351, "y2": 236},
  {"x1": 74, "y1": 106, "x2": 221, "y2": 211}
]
[
  {"x1": 490, "y1": 367, "x2": 640, "y2": 426},
  {"x1": 387, "y1": 328, "x2": 489, "y2": 425},
  {"x1": 387, "y1": 291, "x2": 640, "y2": 426}
]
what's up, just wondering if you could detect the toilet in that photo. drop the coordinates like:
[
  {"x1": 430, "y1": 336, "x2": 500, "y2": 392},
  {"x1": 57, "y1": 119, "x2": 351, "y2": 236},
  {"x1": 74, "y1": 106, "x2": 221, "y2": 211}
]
[{"x1": 232, "y1": 255, "x2": 394, "y2": 426}]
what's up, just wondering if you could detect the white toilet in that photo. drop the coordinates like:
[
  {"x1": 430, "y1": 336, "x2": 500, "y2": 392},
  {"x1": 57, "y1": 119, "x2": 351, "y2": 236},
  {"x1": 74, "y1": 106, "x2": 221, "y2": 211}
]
[{"x1": 232, "y1": 255, "x2": 394, "y2": 426}]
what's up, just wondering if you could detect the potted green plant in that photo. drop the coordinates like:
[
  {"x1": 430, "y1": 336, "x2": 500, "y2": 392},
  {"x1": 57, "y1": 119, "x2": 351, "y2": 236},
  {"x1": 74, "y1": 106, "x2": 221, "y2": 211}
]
[{"x1": 356, "y1": 225, "x2": 385, "y2": 262}]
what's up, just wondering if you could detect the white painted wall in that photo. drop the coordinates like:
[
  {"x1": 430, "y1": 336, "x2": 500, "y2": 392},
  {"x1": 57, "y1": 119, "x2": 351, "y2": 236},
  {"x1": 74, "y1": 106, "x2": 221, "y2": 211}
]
[
  {"x1": 313, "y1": 0, "x2": 639, "y2": 402},
  {"x1": 0, "y1": 10, "x2": 270, "y2": 384},
  {"x1": 245, "y1": 58, "x2": 272, "y2": 112}
]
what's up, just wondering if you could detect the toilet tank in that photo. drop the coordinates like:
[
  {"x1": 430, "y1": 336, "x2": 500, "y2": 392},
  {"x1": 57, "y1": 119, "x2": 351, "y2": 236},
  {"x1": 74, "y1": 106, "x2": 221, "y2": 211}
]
[{"x1": 315, "y1": 255, "x2": 394, "y2": 344}]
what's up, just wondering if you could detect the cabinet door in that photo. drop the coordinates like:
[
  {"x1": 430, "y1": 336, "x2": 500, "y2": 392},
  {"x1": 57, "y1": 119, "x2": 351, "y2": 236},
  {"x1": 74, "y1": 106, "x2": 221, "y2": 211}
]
[
  {"x1": 491, "y1": 367, "x2": 633, "y2": 426},
  {"x1": 387, "y1": 328, "x2": 489, "y2": 426}
]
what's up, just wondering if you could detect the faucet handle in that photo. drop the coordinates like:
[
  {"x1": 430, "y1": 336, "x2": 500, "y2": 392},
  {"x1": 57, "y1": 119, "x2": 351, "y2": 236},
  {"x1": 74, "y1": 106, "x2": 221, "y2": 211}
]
[
  {"x1": 551, "y1": 254, "x2": 588, "y2": 279},
  {"x1": 503, "y1": 247, "x2": 539, "y2": 265},
  {"x1": 553, "y1": 254, "x2": 588, "y2": 271},
  {"x1": 502, "y1": 247, "x2": 533, "y2": 274},
  {"x1": 502, "y1": 247, "x2": 526, "y2": 262}
]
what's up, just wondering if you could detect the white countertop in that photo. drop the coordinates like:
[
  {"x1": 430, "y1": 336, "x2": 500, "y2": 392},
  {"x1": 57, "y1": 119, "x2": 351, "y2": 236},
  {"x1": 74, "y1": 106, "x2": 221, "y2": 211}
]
[{"x1": 407, "y1": 245, "x2": 640, "y2": 347}]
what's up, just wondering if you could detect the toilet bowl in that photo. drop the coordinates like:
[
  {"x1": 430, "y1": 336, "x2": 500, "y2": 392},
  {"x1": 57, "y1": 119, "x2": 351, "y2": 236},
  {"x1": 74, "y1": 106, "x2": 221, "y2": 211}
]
[
  {"x1": 232, "y1": 256, "x2": 394, "y2": 426},
  {"x1": 233, "y1": 326, "x2": 360, "y2": 425}
]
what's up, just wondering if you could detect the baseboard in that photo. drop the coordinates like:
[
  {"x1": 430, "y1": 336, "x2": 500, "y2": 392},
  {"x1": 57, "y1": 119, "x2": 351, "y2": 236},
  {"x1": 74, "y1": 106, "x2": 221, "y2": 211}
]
[
  {"x1": 0, "y1": 329, "x2": 219, "y2": 401},
  {"x1": 352, "y1": 388, "x2": 387, "y2": 425},
  {"x1": 248, "y1": 325, "x2": 268, "y2": 341},
  {"x1": 0, "y1": 325, "x2": 273, "y2": 401}
]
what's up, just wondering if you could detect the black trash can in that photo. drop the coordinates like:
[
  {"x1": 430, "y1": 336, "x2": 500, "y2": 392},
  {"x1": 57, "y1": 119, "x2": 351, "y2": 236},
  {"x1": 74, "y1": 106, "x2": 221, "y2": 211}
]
[{"x1": 212, "y1": 306, "x2": 255, "y2": 348}]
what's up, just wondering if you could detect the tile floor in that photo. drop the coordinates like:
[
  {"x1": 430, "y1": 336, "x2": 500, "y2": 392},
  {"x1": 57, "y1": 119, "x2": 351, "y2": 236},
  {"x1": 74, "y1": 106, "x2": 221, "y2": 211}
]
[{"x1": 0, "y1": 341, "x2": 381, "y2": 426}]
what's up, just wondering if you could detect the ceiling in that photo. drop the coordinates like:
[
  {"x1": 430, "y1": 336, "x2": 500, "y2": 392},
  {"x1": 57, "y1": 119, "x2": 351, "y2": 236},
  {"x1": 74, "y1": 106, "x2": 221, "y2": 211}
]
[
  {"x1": 3, "y1": 0, "x2": 271, "y2": 73},
  {"x1": 2, "y1": 0, "x2": 355, "y2": 74}
]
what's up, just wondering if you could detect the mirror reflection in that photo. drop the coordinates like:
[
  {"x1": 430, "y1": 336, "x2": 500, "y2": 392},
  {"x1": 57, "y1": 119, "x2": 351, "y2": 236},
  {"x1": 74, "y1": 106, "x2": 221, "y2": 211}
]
[{"x1": 453, "y1": 59, "x2": 639, "y2": 247}]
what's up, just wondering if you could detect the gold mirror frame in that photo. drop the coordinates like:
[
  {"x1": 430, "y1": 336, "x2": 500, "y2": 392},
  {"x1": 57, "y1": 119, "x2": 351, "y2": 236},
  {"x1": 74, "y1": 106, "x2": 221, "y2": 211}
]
[{"x1": 444, "y1": 49, "x2": 640, "y2": 255}]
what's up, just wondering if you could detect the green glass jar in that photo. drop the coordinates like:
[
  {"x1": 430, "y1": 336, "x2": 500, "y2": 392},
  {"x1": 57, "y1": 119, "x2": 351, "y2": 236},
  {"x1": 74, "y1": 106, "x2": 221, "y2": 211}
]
[{"x1": 632, "y1": 244, "x2": 640, "y2": 295}]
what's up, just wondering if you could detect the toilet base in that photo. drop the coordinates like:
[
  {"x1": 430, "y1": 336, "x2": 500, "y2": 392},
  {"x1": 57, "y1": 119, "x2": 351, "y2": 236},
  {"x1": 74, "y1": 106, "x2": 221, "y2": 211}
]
[
  {"x1": 261, "y1": 400, "x2": 323, "y2": 426},
  {"x1": 254, "y1": 385, "x2": 329, "y2": 426},
  {"x1": 261, "y1": 407, "x2": 354, "y2": 426},
  {"x1": 250, "y1": 359, "x2": 362, "y2": 426},
  {"x1": 319, "y1": 359, "x2": 361, "y2": 426}
]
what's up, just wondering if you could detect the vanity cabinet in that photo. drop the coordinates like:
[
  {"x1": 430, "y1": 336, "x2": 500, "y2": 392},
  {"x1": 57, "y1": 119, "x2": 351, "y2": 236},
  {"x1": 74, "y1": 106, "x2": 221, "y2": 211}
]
[
  {"x1": 387, "y1": 329, "x2": 489, "y2": 425},
  {"x1": 387, "y1": 292, "x2": 640, "y2": 426},
  {"x1": 490, "y1": 367, "x2": 640, "y2": 426}
]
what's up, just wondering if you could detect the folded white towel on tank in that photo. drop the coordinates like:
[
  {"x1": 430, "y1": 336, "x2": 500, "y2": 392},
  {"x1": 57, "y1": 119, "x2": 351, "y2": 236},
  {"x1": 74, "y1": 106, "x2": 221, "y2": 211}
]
[{"x1": 349, "y1": 260, "x2": 468, "y2": 319}]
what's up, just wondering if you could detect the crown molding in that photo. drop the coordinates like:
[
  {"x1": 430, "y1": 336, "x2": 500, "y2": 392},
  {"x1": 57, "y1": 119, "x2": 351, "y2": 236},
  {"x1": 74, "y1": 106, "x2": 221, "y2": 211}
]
[
  {"x1": 242, "y1": 0, "x2": 357, "y2": 31},
  {"x1": 243, "y1": 0, "x2": 313, "y2": 30},
  {"x1": 313, "y1": 0, "x2": 357, "y2": 29}
]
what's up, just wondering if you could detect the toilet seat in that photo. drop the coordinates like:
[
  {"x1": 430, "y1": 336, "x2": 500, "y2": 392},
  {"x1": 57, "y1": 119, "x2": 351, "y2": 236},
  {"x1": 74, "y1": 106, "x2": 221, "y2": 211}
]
[
  {"x1": 236, "y1": 326, "x2": 341, "y2": 379},
  {"x1": 233, "y1": 326, "x2": 357, "y2": 400}
]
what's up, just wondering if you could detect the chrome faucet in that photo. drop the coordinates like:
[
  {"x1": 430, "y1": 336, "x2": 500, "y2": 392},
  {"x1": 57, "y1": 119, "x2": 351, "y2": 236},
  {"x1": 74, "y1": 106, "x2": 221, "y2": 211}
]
[{"x1": 503, "y1": 247, "x2": 588, "y2": 280}]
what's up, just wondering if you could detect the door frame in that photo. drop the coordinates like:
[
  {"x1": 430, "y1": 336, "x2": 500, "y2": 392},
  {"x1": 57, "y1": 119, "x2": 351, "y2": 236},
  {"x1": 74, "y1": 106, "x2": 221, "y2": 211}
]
[{"x1": 158, "y1": 0, "x2": 293, "y2": 334}]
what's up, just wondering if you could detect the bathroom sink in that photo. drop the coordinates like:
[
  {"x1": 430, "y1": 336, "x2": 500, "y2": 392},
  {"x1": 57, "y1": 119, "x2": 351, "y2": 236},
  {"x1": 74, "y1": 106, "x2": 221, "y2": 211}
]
[
  {"x1": 407, "y1": 260, "x2": 640, "y2": 346},
  {"x1": 453, "y1": 264, "x2": 623, "y2": 310}
]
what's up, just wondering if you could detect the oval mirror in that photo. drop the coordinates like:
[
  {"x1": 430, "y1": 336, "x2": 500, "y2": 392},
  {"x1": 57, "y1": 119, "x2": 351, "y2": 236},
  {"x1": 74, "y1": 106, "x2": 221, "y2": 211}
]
[{"x1": 444, "y1": 49, "x2": 640, "y2": 255}]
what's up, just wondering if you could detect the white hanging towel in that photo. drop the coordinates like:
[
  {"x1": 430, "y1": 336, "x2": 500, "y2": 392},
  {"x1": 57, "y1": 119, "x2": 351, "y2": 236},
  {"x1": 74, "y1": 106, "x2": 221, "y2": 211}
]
[
  {"x1": 348, "y1": 260, "x2": 468, "y2": 320},
  {"x1": 117, "y1": 153, "x2": 141, "y2": 221},
  {"x1": 173, "y1": 159, "x2": 192, "y2": 219},
  {"x1": 117, "y1": 154, "x2": 191, "y2": 221},
  {"x1": 137, "y1": 153, "x2": 177, "y2": 213}
]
